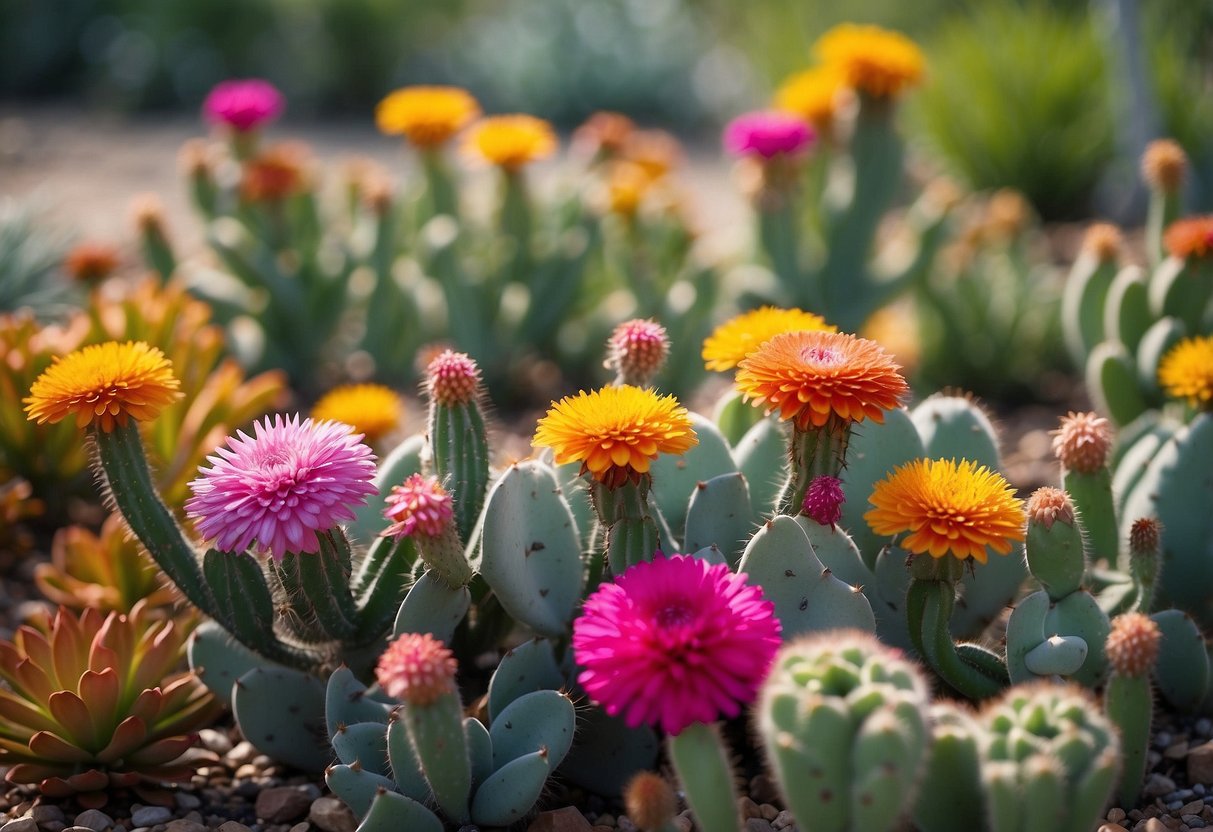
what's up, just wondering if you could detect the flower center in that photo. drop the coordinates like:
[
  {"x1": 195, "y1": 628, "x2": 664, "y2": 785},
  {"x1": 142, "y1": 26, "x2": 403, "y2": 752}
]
[
  {"x1": 801, "y1": 345, "x2": 843, "y2": 367},
  {"x1": 656, "y1": 604, "x2": 695, "y2": 628}
]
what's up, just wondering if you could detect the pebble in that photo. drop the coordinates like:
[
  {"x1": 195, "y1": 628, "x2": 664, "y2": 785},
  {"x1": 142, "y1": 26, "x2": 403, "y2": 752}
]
[
  {"x1": 1184, "y1": 816, "x2": 1206, "y2": 828},
  {"x1": 164, "y1": 822, "x2": 207, "y2": 832},
  {"x1": 228, "y1": 741, "x2": 257, "y2": 765},
  {"x1": 199, "y1": 729, "x2": 234, "y2": 755},
  {"x1": 1, "y1": 819, "x2": 37, "y2": 832},
  {"x1": 772, "y1": 810, "x2": 796, "y2": 830},
  {"x1": 526, "y1": 808, "x2": 592, "y2": 832},
  {"x1": 738, "y1": 797, "x2": 762, "y2": 819},
  {"x1": 1183, "y1": 801, "x2": 1206, "y2": 815},
  {"x1": 175, "y1": 794, "x2": 202, "y2": 811},
  {"x1": 255, "y1": 786, "x2": 313, "y2": 823},
  {"x1": 1098, "y1": 826, "x2": 1129, "y2": 832},
  {"x1": 744, "y1": 820, "x2": 774, "y2": 832},
  {"x1": 308, "y1": 797, "x2": 356, "y2": 832},
  {"x1": 1146, "y1": 774, "x2": 1179, "y2": 798},
  {"x1": 289, "y1": 825, "x2": 310, "y2": 832},
  {"x1": 1110, "y1": 809, "x2": 1128, "y2": 823},
  {"x1": 130, "y1": 807, "x2": 172, "y2": 828},
  {"x1": 70, "y1": 811, "x2": 112, "y2": 832},
  {"x1": 217, "y1": 826, "x2": 253, "y2": 832},
  {"x1": 1157, "y1": 733, "x2": 1174, "y2": 749},
  {"x1": 671, "y1": 819, "x2": 692, "y2": 832},
  {"x1": 1167, "y1": 742, "x2": 1191, "y2": 760},
  {"x1": 1191, "y1": 742, "x2": 1213, "y2": 784},
  {"x1": 30, "y1": 807, "x2": 65, "y2": 825},
  {"x1": 1143, "y1": 820, "x2": 1168, "y2": 832}
]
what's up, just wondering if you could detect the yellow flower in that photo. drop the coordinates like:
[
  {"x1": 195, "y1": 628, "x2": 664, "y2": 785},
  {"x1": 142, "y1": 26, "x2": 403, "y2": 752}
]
[
  {"x1": 735, "y1": 330, "x2": 906, "y2": 431},
  {"x1": 774, "y1": 64, "x2": 851, "y2": 128},
  {"x1": 605, "y1": 162, "x2": 654, "y2": 217},
  {"x1": 464, "y1": 115, "x2": 557, "y2": 170},
  {"x1": 703, "y1": 306, "x2": 837, "y2": 372},
  {"x1": 864, "y1": 458, "x2": 1025, "y2": 562},
  {"x1": 533, "y1": 385, "x2": 697, "y2": 488},
  {"x1": 25, "y1": 341, "x2": 182, "y2": 432},
  {"x1": 1159, "y1": 335, "x2": 1213, "y2": 407},
  {"x1": 814, "y1": 24, "x2": 925, "y2": 99},
  {"x1": 311, "y1": 383, "x2": 404, "y2": 443},
  {"x1": 376, "y1": 86, "x2": 481, "y2": 148}
]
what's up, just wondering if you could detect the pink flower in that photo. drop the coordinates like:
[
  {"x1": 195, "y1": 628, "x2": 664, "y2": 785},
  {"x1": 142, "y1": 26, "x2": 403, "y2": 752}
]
[
  {"x1": 723, "y1": 111, "x2": 815, "y2": 160},
  {"x1": 573, "y1": 554, "x2": 781, "y2": 735},
  {"x1": 383, "y1": 474, "x2": 454, "y2": 539},
  {"x1": 185, "y1": 414, "x2": 377, "y2": 560},
  {"x1": 203, "y1": 79, "x2": 285, "y2": 132},
  {"x1": 803, "y1": 475, "x2": 846, "y2": 527}
]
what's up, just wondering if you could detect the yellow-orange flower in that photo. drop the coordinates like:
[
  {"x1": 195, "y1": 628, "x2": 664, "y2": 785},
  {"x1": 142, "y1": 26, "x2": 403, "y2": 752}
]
[
  {"x1": 533, "y1": 385, "x2": 697, "y2": 488},
  {"x1": 464, "y1": 115, "x2": 557, "y2": 170},
  {"x1": 814, "y1": 24, "x2": 925, "y2": 99},
  {"x1": 604, "y1": 162, "x2": 654, "y2": 217},
  {"x1": 864, "y1": 458, "x2": 1025, "y2": 562},
  {"x1": 1158, "y1": 335, "x2": 1213, "y2": 407},
  {"x1": 774, "y1": 64, "x2": 851, "y2": 129},
  {"x1": 703, "y1": 306, "x2": 837, "y2": 372},
  {"x1": 311, "y1": 383, "x2": 404, "y2": 443},
  {"x1": 734, "y1": 330, "x2": 906, "y2": 430},
  {"x1": 1163, "y1": 216, "x2": 1213, "y2": 260},
  {"x1": 24, "y1": 341, "x2": 182, "y2": 432},
  {"x1": 622, "y1": 129, "x2": 683, "y2": 181},
  {"x1": 375, "y1": 86, "x2": 481, "y2": 148}
]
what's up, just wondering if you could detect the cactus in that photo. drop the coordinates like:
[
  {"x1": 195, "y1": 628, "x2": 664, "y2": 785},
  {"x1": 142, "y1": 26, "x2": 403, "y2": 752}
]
[
  {"x1": 325, "y1": 633, "x2": 576, "y2": 828},
  {"x1": 1150, "y1": 609, "x2": 1210, "y2": 712},
  {"x1": 976, "y1": 683, "x2": 1120, "y2": 832},
  {"x1": 1006, "y1": 488, "x2": 1109, "y2": 687},
  {"x1": 1103, "y1": 612, "x2": 1162, "y2": 808},
  {"x1": 914, "y1": 703, "x2": 985, "y2": 832},
  {"x1": 757, "y1": 630, "x2": 931, "y2": 832}
]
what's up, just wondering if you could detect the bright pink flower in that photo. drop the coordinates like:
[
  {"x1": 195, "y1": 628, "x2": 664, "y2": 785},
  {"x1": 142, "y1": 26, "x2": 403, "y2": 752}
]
[
  {"x1": 203, "y1": 79, "x2": 285, "y2": 132},
  {"x1": 572, "y1": 554, "x2": 781, "y2": 735},
  {"x1": 803, "y1": 475, "x2": 846, "y2": 527},
  {"x1": 383, "y1": 474, "x2": 454, "y2": 539},
  {"x1": 185, "y1": 414, "x2": 377, "y2": 559},
  {"x1": 723, "y1": 111, "x2": 815, "y2": 160}
]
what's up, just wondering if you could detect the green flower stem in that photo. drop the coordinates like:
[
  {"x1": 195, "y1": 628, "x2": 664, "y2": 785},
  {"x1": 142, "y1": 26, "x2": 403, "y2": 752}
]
[
  {"x1": 907, "y1": 557, "x2": 1007, "y2": 699},
  {"x1": 592, "y1": 477, "x2": 661, "y2": 575},
  {"x1": 776, "y1": 420, "x2": 849, "y2": 516},
  {"x1": 667, "y1": 722, "x2": 740, "y2": 832},
  {"x1": 757, "y1": 196, "x2": 801, "y2": 292},
  {"x1": 93, "y1": 422, "x2": 213, "y2": 614},
  {"x1": 1062, "y1": 467, "x2": 1118, "y2": 569},
  {"x1": 421, "y1": 148, "x2": 459, "y2": 220},
  {"x1": 1106, "y1": 674, "x2": 1152, "y2": 808}
]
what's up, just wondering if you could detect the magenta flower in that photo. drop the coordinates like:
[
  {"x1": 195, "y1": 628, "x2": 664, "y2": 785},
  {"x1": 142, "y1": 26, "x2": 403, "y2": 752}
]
[
  {"x1": 203, "y1": 79, "x2": 285, "y2": 132},
  {"x1": 723, "y1": 111, "x2": 815, "y2": 160},
  {"x1": 383, "y1": 474, "x2": 454, "y2": 539},
  {"x1": 185, "y1": 414, "x2": 377, "y2": 560},
  {"x1": 803, "y1": 475, "x2": 846, "y2": 528},
  {"x1": 573, "y1": 554, "x2": 781, "y2": 735}
]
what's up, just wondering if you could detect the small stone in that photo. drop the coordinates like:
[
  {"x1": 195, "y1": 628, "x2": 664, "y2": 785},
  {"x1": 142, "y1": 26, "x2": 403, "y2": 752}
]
[
  {"x1": 256, "y1": 787, "x2": 313, "y2": 823},
  {"x1": 1190, "y1": 742, "x2": 1213, "y2": 785},
  {"x1": 1197, "y1": 785, "x2": 1208, "y2": 796},
  {"x1": 773, "y1": 810, "x2": 796, "y2": 830},
  {"x1": 1157, "y1": 732, "x2": 1174, "y2": 749},
  {"x1": 1144, "y1": 820, "x2": 1167, "y2": 832},
  {"x1": 228, "y1": 740, "x2": 256, "y2": 764},
  {"x1": 309, "y1": 798, "x2": 357, "y2": 832},
  {"x1": 31, "y1": 807, "x2": 65, "y2": 825},
  {"x1": 745, "y1": 821, "x2": 775, "y2": 832},
  {"x1": 1099, "y1": 825, "x2": 1129, "y2": 832},
  {"x1": 41, "y1": 824, "x2": 64, "y2": 832},
  {"x1": 175, "y1": 794, "x2": 201, "y2": 811},
  {"x1": 1197, "y1": 719, "x2": 1213, "y2": 738},
  {"x1": 760, "y1": 805, "x2": 778, "y2": 821},
  {"x1": 234, "y1": 763, "x2": 259, "y2": 779},
  {"x1": 289, "y1": 824, "x2": 310, "y2": 832},
  {"x1": 738, "y1": 797, "x2": 762, "y2": 819},
  {"x1": 1, "y1": 819, "x2": 38, "y2": 832},
  {"x1": 130, "y1": 808, "x2": 172, "y2": 828},
  {"x1": 672, "y1": 820, "x2": 692, "y2": 832},
  {"x1": 1169, "y1": 743, "x2": 1193, "y2": 760},
  {"x1": 217, "y1": 824, "x2": 253, "y2": 832},
  {"x1": 1146, "y1": 774, "x2": 1178, "y2": 798},
  {"x1": 165, "y1": 822, "x2": 208, "y2": 832},
  {"x1": 1110, "y1": 809, "x2": 1128, "y2": 823},
  {"x1": 1185, "y1": 801, "x2": 1207, "y2": 816},
  {"x1": 527, "y1": 807, "x2": 593, "y2": 832},
  {"x1": 617, "y1": 819, "x2": 637, "y2": 832},
  {"x1": 1184, "y1": 817, "x2": 1206, "y2": 829},
  {"x1": 199, "y1": 729, "x2": 233, "y2": 755},
  {"x1": 749, "y1": 775, "x2": 780, "y2": 806},
  {"x1": 71, "y1": 811, "x2": 112, "y2": 832},
  {"x1": 592, "y1": 827, "x2": 613, "y2": 832},
  {"x1": 596, "y1": 816, "x2": 615, "y2": 827}
]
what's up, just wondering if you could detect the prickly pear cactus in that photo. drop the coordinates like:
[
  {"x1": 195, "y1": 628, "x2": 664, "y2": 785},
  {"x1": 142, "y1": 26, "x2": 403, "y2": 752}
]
[{"x1": 757, "y1": 630, "x2": 930, "y2": 832}]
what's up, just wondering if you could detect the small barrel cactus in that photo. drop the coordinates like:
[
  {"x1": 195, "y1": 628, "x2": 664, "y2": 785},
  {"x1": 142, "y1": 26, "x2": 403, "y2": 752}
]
[
  {"x1": 0, "y1": 604, "x2": 219, "y2": 808},
  {"x1": 757, "y1": 630, "x2": 931, "y2": 832},
  {"x1": 978, "y1": 683, "x2": 1120, "y2": 832}
]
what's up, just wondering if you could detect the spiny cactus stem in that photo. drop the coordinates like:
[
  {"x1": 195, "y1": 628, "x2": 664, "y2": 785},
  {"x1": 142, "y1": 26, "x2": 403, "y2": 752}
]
[
  {"x1": 906, "y1": 577, "x2": 1006, "y2": 700},
  {"x1": 93, "y1": 421, "x2": 214, "y2": 616},
  {"x1": 1105, "y1": 674, "x2": 1152, "y2": 808},
  {"x1": 353, "y1": 536, "x2": 416, "y2": 640},
  {"x1": 667, "y1": 722, "x2": 741, "y2": 832},
  {"x1": 757, "y1": 198, "x2": 801, "y2": 290},
  {"x1": 421, "y1": 148, "x2": 459, "y2": 220},
  {"x1": 1062, "y1": 468, "x2": 1118, "y2": 569},
  {"x1": 592, "y1": 478, "x2": 662, "y2": 575},
  {"x1": 403, "y1": 693, "x2": 472, "y2": 823},
  {"x1": 776, "y1": 422, "x2": 849, "y2": 516},
  {"x1": 293, "y1": 531, "x2": 360, "y2": 641},
  {"x1": 1130, "y1": 551, "x2": 1160, "y2": 616},
  {"x1": 429, "y1": 400, "x2": 490, "y2": 543}
]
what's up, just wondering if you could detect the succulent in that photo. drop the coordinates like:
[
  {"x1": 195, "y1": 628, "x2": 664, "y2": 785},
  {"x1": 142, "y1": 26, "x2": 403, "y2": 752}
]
[
  {"x1": 0, "y1": 604, "x2": 220, "y2": 808},
  {"x1": 0, "y1": 197, "x2": 78, "y2": 319},
  {"x1": 976, "y1": 683, "x2": 1120, "y2": 832},
  {"x1": 323, "y1": 634, "x2": 576, "y2": 830},
  {"x1": 1104, "y1": 612, "x2": 1162, "y2": 808},
  {"x1": 756, "y1": 630, "x2": 931, "y2": 832},
  {"x1": 34, "y1": 514, "x2": 178, "y2": 615}
]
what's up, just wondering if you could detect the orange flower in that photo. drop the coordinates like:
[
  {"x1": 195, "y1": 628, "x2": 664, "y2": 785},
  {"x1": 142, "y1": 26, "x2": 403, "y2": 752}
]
[
  {"x1": 533, "y1": 385, "x2": 697, "y2": 488},
  {"x1": 621, "y1": 129, "x2": 683, "y2": 181},
  {"x1": 1163, "y1": 216, "x2": 1213, "y2": 260},
  {"x1": 865, "y1": 458, "x2": 1025, "y2": 562},
  {"x1": 703, "y1": 306, "x2": 836, "y2": 372},
  {"x1": 375, "y1": 86, "x2": 481, "y2": 148},
  {"x1": 241, "y1": 143, "x2": 309, "y2": 202},
  {"x1": 64, "y1": 243, "x2": 120, "y2": 283},
  {"x1": 774, "y1": 64, "x2": 851, "y2": 129},
  {"x1": 464, "y1": 115, "x2": 557, "y2": 170},
  {"x1": 25, "y1": 341, "x2": 182, "y2": 432},
  {"x1": 735, "y1": 330, "x2": 907, "y2": 430},
  {"x1": 574, "y1": 111, "x2": 636, "y2": 158},
  {"x1": 814, "y1": 24, "x2": 925, "y2": 99}
]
